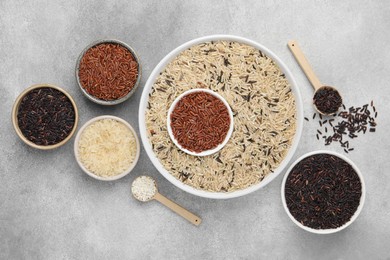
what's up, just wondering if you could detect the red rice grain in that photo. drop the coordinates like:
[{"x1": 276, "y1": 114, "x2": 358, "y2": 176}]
[
  {"x1": 78, "y1": 43, "x2": 138, "y2": 101},
  {"x1": 170, "y1": 91, "x2": 230, "y2": 153}
]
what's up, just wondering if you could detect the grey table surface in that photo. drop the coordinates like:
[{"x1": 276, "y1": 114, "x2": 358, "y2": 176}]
[{"x1": 1, "y1": 0, "x2": 389, "y2": 259}]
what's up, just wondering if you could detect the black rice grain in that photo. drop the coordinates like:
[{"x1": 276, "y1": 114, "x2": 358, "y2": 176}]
[{"x1": 285, "y1": 154, "x2": 362, "y2": 230}]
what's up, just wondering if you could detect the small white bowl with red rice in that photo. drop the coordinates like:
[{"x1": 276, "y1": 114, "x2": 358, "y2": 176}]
[{"x1": 167, "y1": 88, "x2": 234, "y2": 157}]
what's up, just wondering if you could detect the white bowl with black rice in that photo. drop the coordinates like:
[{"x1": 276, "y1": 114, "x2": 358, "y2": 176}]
[{"x1": 281, "y1": 150, "x2": 366, "y2": 234}]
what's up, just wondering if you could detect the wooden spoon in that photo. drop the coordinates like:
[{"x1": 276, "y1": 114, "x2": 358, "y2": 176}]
[
  {"x1": 288, "y1": 40, "x2": 342, "y2": 115},
  {"x1": 131, "y1": 176, "x2": 202, "y2": 226}
]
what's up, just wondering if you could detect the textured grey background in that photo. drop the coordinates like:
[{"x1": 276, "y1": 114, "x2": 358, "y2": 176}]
[{"x1": 1, "y1": 0, "x2": 389, "y2": 259}]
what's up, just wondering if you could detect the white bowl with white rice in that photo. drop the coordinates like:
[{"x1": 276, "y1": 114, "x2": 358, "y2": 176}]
[
  {"x1": 74, "y1": 115, "x2": 140, "y2": 181},
  {"x1": 139, "y1": 35, "x2": 303, "y2": 199}
]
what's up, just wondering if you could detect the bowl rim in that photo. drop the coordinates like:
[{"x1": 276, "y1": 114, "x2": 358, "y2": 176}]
[
  {"x1": 138, "y1": 34, "x2": 303, "y2": 199},
  {"x1": 280, "y1": 150, "x2": 366, "y2": 234},
  {"x1": 12, "y1": 83, "x2": 79, "y2": 150},
  {"x1": 74, "y1": 115, "x2": 141, "y2": 181},
  {"x1": 75, "y1": 39, "x2": 142, "y2": 106},
  {"x1": 166, "y1": 88, "x2": 234, "y2": 157}
]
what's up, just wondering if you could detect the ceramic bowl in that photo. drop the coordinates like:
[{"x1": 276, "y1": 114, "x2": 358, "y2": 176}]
[
  {"x1": 75, "y1": 39, "x2": 141, "y2": 105},
  {"x1": 166, "y1": 88, "x2": 234, "y2": 157},
  {"x1": 281, "y1": 150, "x2": 366, "y2": 234},
  {"x1": 139, "y1": 34, "x2": 303, "y2": 199},
  {"x1": 74, "y1": 115, "x2": 140, "y2": 181},
  {"x1": 12, "y1": 83, "x2": 79, "y2": 150}
]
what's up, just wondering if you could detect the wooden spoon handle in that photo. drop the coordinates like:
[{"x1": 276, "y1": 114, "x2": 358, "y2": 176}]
[
  {"x1": 154, "y1": 193, "x2": 202, "y2": 226},
  {"x1": 288, "y1": 40, "x2": 322, "y2": 91}
]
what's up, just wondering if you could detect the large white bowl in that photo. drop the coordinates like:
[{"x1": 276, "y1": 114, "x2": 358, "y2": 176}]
[
  {"x1": 139, "y1": 35, "x2": 303, "y2": 199},
  {"x1": 281, "y1": 150, "x2": 366, "y2": 234}
]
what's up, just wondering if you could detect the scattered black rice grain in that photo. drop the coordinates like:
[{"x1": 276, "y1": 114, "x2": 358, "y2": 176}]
[
  {"x1": 304, "y1": 117, "x2": 309, "y2": 122},
  {"x1": 310, "y1": 102, "x2": 377, "y2": 153}
]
